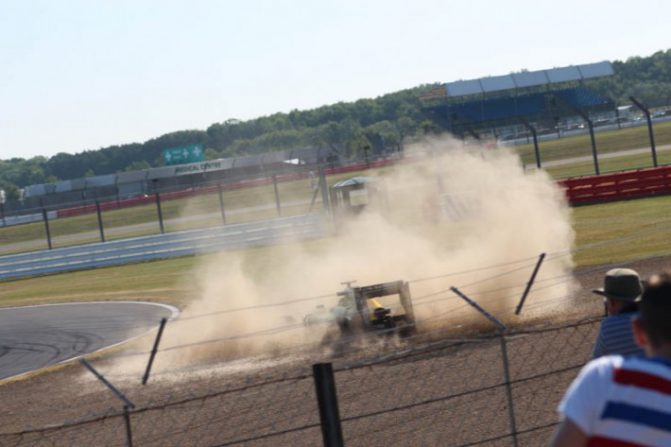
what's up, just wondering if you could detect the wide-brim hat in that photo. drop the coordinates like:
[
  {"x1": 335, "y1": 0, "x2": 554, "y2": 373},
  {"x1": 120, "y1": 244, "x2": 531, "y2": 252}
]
[{"x1": 592, "y1": 268, "x2": 643, "y2": 302}]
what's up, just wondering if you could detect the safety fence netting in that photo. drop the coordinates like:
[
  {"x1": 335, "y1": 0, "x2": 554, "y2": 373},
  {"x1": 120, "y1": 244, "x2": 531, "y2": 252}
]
[{"x1": 0, "y1": 316, "x2": 601, "y2": 447}]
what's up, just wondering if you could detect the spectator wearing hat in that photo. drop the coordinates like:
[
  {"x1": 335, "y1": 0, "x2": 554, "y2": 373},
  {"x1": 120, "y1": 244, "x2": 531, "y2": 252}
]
[
  {"x1": 551, "y1": 271, "x2": 671, "y2": 446},
  {"x1": 591, "y1": 268, "x2": 644, "y2": 358}
]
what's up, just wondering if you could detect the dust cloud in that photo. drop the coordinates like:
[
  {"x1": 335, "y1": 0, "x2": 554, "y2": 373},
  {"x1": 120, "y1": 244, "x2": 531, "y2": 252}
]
[{"x1": 146, "y1": 135, "x2": 577, "y2": 374}]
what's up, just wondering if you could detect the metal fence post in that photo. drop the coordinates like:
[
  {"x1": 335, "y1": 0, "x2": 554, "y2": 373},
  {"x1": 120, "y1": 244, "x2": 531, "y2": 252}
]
[
  {"x1": 515, "y1": 253, "x2": 546, "y2": 315},
  {"x1": 42, "y1": 207, "x2": 53, "y2": 250},
  {"x1": 123, "y1": 405, "x2": 134, "y2": 447},
  {"x1": 319, "y1": 167, "x2": 330, "y2": 214},
  {"x1": 313, "y1": 363, "x2": 344, "y2": 447},
  {"x1": 272, "y1": 174, "x2": 281, "y2": 216},
  {"x1": 557, "y1": 99, "x2": 599, "y2": 175},
  {"x1": 499, "y1": 333, "x2": 519, "y2": 447},
  {"x1": 142, "y1": 318, "x2": 167, "y2": 385},
  {"x1": 155, "y1": 192, "x2": 165, "y2": 234},
  {"x1": 80, "y1": 359, "x2": 135, "y2": 447},
  {"x1": 521, "y1": 119, "x2": 541, "y2": 169},
  {"x1": 585, "y1": 117, "x2": 599, "y2": 175},
  {"x1": 629, "y1": 96, "x2": 658, "y2": 167},
  {"x1": 217, "y1": 183, "x2": 227, "y2": 224},
  {"x1": 450, "y1": 287, "x2": 518, "y2": 445},
  {"x1": 95, "y1": 200, "x2": 106, "y2": 242}
]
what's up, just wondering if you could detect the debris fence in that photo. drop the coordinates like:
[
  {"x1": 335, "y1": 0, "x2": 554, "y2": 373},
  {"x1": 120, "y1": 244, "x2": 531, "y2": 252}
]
[{"x1": 0, "y1": 317, "x2": 600, "y2": 447}]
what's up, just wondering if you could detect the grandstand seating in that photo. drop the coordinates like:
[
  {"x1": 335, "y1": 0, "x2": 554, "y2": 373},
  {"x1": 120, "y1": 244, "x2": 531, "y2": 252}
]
[
  {"x1": 448, "y1": 94, "x2": 547, "y2": 122},
  {"x1": 553, "y1": 87, "x2": 608, "y2": 108},
  {"x1": 430, "y1": 87, "x2": 612, "y2": 131}
]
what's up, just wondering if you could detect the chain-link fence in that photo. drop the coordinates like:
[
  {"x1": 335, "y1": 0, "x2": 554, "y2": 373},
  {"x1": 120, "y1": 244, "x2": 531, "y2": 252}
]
[
  {"x1": 0, "y1": 295, "x2": 604, "y2": 446},
  {"x1": 0, "y1": 150, "x2": 412, "y2": 256},
  {"x1": 2, "y1": 159, "x2": 668, "y2": 444},
  {"x1": 0, "y1": 237, "x2": 655, "y2": 446},
  {"x1": 0, "y1": 165, "x2": 331, "y2": 256}
]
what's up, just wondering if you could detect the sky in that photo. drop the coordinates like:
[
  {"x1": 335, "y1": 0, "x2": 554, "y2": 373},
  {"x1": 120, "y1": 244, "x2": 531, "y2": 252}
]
[{"x1": 0, "y1": 0, "x2": 669, "y2": 160}]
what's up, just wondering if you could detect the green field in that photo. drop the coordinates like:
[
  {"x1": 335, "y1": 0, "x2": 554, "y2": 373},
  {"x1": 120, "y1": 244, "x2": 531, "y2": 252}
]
[
  {"x1": 543, "y1": 150, "x2": 671, "y2": 179},
  {"x1": 572, "y1": 195, "x2": 671, "y2": 266},
  {"x1": 0, "y1": 170, "x2": 367, "y2": 255},
  {"x1": 513, "y1": 120, "x2": 671, "y2": 165},
  {"x1": 0, "y1": 179, "x2": 320, "y2": 254}
]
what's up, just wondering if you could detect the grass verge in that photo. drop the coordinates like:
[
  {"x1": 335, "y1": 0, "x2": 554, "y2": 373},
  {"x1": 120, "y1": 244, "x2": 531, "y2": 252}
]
[{"x1": 513, "y1": 120, "x2": 671, "y2": 165}]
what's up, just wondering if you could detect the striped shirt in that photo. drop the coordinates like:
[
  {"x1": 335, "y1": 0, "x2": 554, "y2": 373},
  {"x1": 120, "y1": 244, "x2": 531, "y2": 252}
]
[
  {"x1": 558, "y1": 355, "x2": 671, "y2": 446},
  {"x1": 592, "y1": 312, "x2": 644, "y2": 359}
]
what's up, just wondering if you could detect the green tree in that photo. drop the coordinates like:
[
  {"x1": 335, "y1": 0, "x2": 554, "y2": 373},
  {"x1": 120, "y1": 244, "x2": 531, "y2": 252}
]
[
  {"x1": 124, "y1": 160, "x2": 151, "y2": 172},
  {"x1": 419, "y1": 119, "x2": 438, "y2": 135},
  {"x1": 364, "y1": 120, "x2": 401, "y2": 153},
  {"x1": 205, "y1": 148, "x2": 220, "y2": 160},
  {"x1": 3, "y1": 48, "x2": 671, "y2": 195}
]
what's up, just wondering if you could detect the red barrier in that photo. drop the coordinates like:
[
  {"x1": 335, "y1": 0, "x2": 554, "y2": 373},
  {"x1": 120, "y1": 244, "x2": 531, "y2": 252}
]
[
  {"x1": 559, "y1": 166, "x2": 671, "y2": 205},
  {"x1": 56, "y1": 195, "x2": 156, "y2": 218}
]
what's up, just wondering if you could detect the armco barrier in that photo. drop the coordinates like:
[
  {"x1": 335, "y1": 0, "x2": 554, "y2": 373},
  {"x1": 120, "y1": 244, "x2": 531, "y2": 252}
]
[
  {"x1": 560, "y1": 166, "x2": 671, "y2": 205},
  {"x1": 0, "y1": 210, "x2": 57, "y2": 227},
  {"x1": 0, "y1": 214, "x2": 327, "y2": 280}
]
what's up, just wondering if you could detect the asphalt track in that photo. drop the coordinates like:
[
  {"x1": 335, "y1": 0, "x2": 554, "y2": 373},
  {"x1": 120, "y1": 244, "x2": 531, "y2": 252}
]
[{"x1": 0, "y1": 301, "x2": 178, "y2": 381}]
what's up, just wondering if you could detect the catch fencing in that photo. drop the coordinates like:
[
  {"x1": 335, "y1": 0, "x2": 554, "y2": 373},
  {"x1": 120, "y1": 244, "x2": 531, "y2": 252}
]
[
  {"x1": 3, "y1": 151, "x2": 671, "y2": 259},
  {"x1": 0, "y1": 319, "x2": 600, "y2": 446},
  {"x1": 0, "y1": 155, "x2": 415, "y2": 257},
  {"x1": 0, "y1": 164, "x2": 332, "y2": 257},
  {"x1": 0, "y1": 214, "x2": 327, "y2": 281}
]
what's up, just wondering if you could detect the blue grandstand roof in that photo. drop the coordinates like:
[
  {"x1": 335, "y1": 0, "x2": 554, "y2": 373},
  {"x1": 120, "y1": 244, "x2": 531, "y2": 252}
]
[
  {"x1": 442, "y1": 61, "x2": 613, "y2": 98},
  {"x1": 423, "y1": 85, "x2": 613, "y2": 133}
]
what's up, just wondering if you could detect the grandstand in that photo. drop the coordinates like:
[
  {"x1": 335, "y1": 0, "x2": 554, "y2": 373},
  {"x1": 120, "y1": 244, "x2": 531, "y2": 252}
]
[{"x1": 422, "y1": 62, "x2": 615, "y2": 167}]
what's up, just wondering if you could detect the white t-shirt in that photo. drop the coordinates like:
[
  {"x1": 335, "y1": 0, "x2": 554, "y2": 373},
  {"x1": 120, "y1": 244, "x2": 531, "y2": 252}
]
[{"x1": 558, "y1": 355, "x2": 671, "y2": 446}]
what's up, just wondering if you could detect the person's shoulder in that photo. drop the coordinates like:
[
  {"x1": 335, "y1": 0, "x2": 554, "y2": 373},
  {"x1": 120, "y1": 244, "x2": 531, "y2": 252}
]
[
  {"x1": 558, "y1": 356, "x2": 622, "y2": 431},
  {"x1": 601, "y1": 312, "x2": 636, "y2": 326},
  {"x1": 620, "y1": 356, "x2": 671, "y2": 377},
  {"x1": 598, "y1": 314, "x2": 636, "y2": 337},
  {"x1": 589, "y1": 354, "x2": 623, "y2": 367},
  {"x1": 580, "y1": 355, "x2": 623, "y2": 380}
]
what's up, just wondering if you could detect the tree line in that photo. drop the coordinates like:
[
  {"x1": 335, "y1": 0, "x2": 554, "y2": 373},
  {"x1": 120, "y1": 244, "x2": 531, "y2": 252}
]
[{"x1": 1, "y1": 49, "x2": 670, "y2": 201}]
